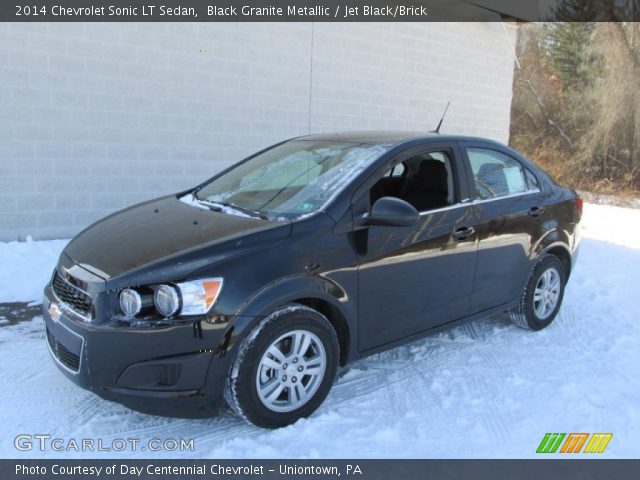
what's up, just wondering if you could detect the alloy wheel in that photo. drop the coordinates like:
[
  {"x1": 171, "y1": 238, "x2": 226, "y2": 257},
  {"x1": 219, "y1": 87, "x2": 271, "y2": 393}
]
[
  {"x1": 533, "y1": 267, "x2": 561, "y2": 320},
  {"x1": 255, "y1": 329, "x2": 327, "y2": 413}
]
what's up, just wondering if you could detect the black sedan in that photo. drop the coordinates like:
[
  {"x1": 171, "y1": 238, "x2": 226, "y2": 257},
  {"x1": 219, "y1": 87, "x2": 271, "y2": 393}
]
[{"x1": 43, "y1": 132, "x2": 582, "y2": 428}]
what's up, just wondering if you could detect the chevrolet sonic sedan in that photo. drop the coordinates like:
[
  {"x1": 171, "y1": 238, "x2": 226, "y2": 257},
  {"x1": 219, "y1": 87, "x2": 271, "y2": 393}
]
[{"x1": 43, "y1": 132, "x2": 582, "y2": 428}]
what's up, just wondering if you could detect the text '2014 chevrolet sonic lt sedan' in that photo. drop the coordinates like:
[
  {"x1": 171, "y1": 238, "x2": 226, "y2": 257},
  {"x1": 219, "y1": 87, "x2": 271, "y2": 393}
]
[{"x1": 43, "y1": 132, "x2": 582, "y2": 428}]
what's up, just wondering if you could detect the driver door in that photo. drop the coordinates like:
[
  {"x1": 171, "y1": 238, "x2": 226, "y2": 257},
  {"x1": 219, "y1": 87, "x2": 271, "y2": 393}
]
[{"x1": 354, "y1": 143, "x2": 479, "y2": 352}]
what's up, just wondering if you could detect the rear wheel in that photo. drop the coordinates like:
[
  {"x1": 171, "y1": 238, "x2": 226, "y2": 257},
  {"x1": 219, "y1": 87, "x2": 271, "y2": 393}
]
[
  {"x1": 225, "y1": 304, "x2": 339, "y2": 428},
  {"x1": 509, "y1": 255, "x2": 566, "y2": 330}
]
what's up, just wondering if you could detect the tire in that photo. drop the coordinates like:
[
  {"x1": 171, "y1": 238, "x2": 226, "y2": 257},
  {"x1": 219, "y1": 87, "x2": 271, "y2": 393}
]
[
  {"x1": 509, "y1": 254, "x2": 566, "y2": 331},
  {"x1": 225, "y1": 304, "x2": 339, "y2": 428}
]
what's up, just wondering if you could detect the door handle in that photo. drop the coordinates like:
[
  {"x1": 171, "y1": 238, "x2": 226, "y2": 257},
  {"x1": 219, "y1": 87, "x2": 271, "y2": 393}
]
[
  {"x1": 529, "y1": 206, "x2": 544, "y2": 218},
  {"x1": 452, "y1": 226, "x2": 475, "y2": 241}
]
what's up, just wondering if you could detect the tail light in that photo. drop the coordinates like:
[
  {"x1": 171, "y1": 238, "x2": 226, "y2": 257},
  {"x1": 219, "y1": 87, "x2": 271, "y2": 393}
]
[{"x1": 575, "y1": 196, "x2": 583, "y2": 217}]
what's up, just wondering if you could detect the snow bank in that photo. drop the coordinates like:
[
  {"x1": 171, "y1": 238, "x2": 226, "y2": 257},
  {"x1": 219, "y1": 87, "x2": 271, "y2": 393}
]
[
  {"x1": 579, "y1": 202, "x2": 640, "y2": 249},
  {"x1": 0, "y1": 237, "x2": 68, "y2": 304}
]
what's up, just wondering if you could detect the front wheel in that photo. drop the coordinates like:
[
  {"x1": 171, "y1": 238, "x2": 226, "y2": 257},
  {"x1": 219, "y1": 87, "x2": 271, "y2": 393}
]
[
  {"x1": 225, "y1": 304, "x2": 339, "y2": 428},
  {"x1": 509, "y1": 255, "x2": 566, "y2": 330}
]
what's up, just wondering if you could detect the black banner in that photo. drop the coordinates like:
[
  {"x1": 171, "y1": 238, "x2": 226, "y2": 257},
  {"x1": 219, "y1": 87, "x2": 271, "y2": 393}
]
[
  {"x1": 1, "y1": 0, "x2": 639, "y2": 22},
  {"x1": 2, "y1": 460, "x2": 640, "y2": 480}
]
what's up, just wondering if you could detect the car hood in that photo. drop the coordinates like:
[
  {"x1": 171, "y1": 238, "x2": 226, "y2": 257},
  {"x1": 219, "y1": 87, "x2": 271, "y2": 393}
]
[{"x1": 63, "y1": 194, "x2": 291, "y2": 283}]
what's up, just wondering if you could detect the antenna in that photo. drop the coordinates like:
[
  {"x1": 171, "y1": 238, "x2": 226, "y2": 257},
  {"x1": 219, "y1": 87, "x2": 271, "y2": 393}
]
[{"x1": 434, "y1": 101, "x2": 450, "y2": 134}]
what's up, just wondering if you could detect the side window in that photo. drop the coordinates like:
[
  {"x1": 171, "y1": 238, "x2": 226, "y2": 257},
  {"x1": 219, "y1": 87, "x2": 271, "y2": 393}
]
[
  {"x1": 524, "y1": 168, "x2": 539, "y2": 190},
  {"x1": 369, "y1": 150, "x2": 454, "y2": 212},
  {"x1": 384, "y1": 163, "x2": 406, "y2": 178},
  {"x1": 466, "y1": 148, "x2": 528, "y2": 200}
]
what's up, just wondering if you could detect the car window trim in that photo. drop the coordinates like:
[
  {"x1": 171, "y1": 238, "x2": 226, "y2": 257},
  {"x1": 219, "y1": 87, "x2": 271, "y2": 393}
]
[
  {"x1": 471, "y1": 188, "x2": 541, "y2": 205},
  {"x1": 418, "y1": 200, "x2": 470, "y2": 217},
  {"x1": 416, "y1": 187, "x2": 542, "y2": 217}
]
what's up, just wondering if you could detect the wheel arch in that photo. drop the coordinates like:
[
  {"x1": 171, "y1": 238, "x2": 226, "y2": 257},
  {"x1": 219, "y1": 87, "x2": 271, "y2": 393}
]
[
  {"x1": 294, "y1": 297, "x2": 351, "y2": 366},
  {"x1": 533, "y1": 230, "x2": 573, "y2": 279},
  {"x1": 233, "y1": 275, "x2": 356, "y2": 366},
  {"x1": 543, "y1": 244, "x2": 572, "y2": 279}
]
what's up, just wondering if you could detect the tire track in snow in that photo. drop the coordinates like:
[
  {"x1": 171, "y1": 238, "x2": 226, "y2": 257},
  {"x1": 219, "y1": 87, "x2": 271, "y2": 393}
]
[
  {"x1": 102, "y1": 316, "x2": 523, "y2": 448},
  {"x1": 467, "y1": 375, "x2": 511, "y2": 443},
  {"x1": 50, "y1": 395, "x2": 107, "y2": 437},
  {"x1": 327, "y1": 317, "x2": 512, "y2": 409},
  {"x1": 0, "y1": 309, "x2": 559, "y2": 453}
]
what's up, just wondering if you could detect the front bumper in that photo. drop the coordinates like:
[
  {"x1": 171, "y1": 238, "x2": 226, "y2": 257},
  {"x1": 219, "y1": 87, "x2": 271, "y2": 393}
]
[{"x1": 43, "y1": 285, "x2": 238, "y2": 417}]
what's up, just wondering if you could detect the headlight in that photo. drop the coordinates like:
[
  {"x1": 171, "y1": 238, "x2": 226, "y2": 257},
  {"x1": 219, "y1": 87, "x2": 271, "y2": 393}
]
[
  {"x1": 133, "y1": 278, "x2": 224, "y2": 319},
  {"x1": 119, "y1": 288, "x2": 142, "y2": 317},
  {"x1": 154, "y1": 284, "x2": 180, "y2": 317},
  {"x1": 177, "y1": 278, "x2": 224, "y2": 316}
]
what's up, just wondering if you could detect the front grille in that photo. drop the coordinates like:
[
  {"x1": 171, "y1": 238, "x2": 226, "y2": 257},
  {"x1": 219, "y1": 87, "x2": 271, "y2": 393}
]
[
  {"x1": 52, "y1": 271, "x2": 92, "y2": 319},
  {"x1": 46, "y1": 327, "x2": 80, "y2": 372}
]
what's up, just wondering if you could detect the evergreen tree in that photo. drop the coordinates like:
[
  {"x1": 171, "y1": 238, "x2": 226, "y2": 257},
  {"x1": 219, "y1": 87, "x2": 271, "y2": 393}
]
[{"x1": 543, "y1": 0, "x2": 599, "y2": 89}]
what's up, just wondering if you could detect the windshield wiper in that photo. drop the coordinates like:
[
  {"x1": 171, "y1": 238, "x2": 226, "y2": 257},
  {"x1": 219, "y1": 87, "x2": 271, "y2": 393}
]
[{"x1": 199, "y1": 199, "x2": 268, "y2": 220}]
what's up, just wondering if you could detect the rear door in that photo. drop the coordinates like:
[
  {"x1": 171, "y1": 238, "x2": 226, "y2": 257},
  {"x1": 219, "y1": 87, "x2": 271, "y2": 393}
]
[{"x1": 460, "y1": 142, "x2": 545, "y2": 313}]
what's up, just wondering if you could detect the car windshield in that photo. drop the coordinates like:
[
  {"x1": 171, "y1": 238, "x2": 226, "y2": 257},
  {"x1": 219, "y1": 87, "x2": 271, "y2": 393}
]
[{"x1": 194, "y1": 140, "x2": 390, "y2": 218}]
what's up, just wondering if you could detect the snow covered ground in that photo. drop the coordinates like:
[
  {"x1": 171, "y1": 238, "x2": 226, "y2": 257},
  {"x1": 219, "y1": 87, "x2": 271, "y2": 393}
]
[
  {"x1": 0, "y1": 203, "x2": 638, "y2": 458},
  {"x1": 0, "y1": 237, "x2": 68, "y2": 305}
]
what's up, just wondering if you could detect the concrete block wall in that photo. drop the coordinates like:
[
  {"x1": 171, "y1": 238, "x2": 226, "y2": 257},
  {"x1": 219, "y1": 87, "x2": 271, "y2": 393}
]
[{"x1": 0, "y1": 22, "x2": 517, "y2": 241}]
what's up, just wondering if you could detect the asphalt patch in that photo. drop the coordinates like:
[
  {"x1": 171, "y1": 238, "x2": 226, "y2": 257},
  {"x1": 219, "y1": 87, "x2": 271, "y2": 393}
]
[{"x1": 0, "y1": 302, "x2": 41, "y2": 326}]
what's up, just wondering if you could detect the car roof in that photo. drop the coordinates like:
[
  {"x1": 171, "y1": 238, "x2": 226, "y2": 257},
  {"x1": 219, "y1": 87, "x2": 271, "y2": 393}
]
[{"x1": 294, "y1": 131, "x2": 506, "y2": 149}]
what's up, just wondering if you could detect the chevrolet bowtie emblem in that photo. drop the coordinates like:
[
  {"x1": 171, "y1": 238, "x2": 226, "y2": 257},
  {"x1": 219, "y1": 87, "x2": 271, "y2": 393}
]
[{"x1": 48, "y1": 302, "x2": 62, "y2": 323}]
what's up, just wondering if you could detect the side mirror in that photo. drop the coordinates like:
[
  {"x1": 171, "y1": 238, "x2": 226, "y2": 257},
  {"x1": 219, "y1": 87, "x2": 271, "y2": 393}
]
[{"x1": 358, "y1": 197, "x2": 420, "y2": 227}]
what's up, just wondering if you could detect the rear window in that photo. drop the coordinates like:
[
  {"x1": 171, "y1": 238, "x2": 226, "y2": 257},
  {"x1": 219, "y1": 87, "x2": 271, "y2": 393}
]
[{"x1": 466, "y1": 148, "x2": 529, "y2": 200}]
